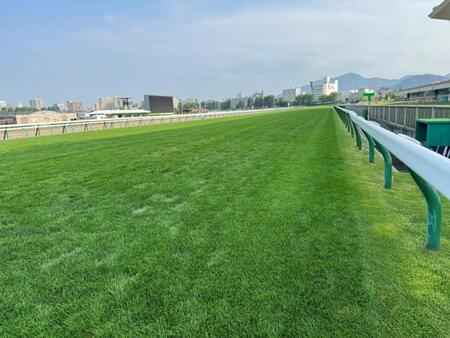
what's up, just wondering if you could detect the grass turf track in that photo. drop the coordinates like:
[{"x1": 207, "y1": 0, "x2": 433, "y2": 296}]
[{"x1": 0, "y1": 106, "x2": 449, "y2": 337}]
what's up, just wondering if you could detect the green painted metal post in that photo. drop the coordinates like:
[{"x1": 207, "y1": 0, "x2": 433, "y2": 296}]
[
  {"x1": 374, "y1": 140, "x2": 393, "y2": 189},
  {"x1": 3, "y1": 129, "x2": 8, "y2": 140},
  {"x1": 62, "y1": 125, "x2": 67, "y2": 134},
  {"x1": 345, "y1": 114, "x2": 349, "y2": 130},
  {"x1": 352, "y1": 121, "x2": 362, "y2": 150},
  {"x1": 35, "y1": 127, "x2": 40, "y2": 137},
  {"x1": 23, "y1": 128, "x2": 29, "y2": 138},
  {"x1": 84, "y1": 123, "x2": 89, "y2": 132},
  {"x1": 348, "y1": 114, "x2": 355, "y2": 138},
  {"x1": 409, "y1": 170, "x2": 442, "y2": 251},
  {"x1": 362, "y1": 130, "x2": 375, "y2": 164}
]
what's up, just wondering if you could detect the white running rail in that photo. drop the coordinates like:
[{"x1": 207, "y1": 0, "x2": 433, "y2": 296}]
[{"x1": 337, "y1": 106, "x2": 450, "y2": 199}]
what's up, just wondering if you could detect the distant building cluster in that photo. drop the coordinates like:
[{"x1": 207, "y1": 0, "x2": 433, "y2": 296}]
[
  {"x1": 2, "y1": 69, "x2": 449, "y2": 127},
  {"x1": 313, "y1": 77, "x2": 339, "y2": 100},
  {"x1": 230, "y1": 91, "x2": 264, "y2": 109},
  {"x1": 282, "y1": 87, "x2": 303, "y2": 102},
  {"x1": 29, "y1": 98, "x2": 44, "y2": 110},
  {"x1": 67, "y1": 100, "x2": 84, "y2": 113},
  {"x1": 95, "y1": 97, "x2": 123, "y2": 111}
]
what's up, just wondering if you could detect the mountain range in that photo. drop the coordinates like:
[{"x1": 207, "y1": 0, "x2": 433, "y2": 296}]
[{"x1": 301, "y1": 72, "x2": 450, "y2": 92}]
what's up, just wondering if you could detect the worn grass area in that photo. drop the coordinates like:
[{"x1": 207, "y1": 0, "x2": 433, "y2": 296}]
[{"x1": 0, "y1": 107, "x2": 449, "y2": 337}]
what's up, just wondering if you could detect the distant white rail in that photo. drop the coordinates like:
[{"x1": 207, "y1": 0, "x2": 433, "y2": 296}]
[{"x1": 0, "y1": 108, "x2": 285, "y2": 141}]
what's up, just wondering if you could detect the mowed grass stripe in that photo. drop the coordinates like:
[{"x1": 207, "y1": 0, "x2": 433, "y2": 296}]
[{"x1": 0, "y1": 107, "x2": 449, "y2": 336}]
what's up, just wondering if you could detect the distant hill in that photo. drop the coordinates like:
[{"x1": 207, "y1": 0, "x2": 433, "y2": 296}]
[
  {"x1": 393, "y1": 74, "x2": 448, "y2": 90},
  {"x1": 301, "y1": 72, "x2": 450, "y2": 92}
]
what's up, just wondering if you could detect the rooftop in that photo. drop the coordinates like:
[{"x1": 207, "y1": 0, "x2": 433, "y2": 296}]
[
  {"x1": 430, "y1": 0, "x2": 450, "y2": 20},
  {"x1": 400, "y1": 79, "x2": 450, "y2": 93},
  {"x1": 88, "y1": 109, "x2": 151, "y2": 116}
]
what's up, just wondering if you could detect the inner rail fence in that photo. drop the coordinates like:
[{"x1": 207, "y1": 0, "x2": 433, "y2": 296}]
[
  {"x1": 334, "y1": 105, "x2": 450, "y2": 251},
  {"x1": 0, "y1": 108, "x2": 284, "y2": 141},
  {"x1": 343, "y1": 104, "x2": 450, "y2": 136}
]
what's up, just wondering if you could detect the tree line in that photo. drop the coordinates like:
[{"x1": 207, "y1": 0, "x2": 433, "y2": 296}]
[
  {"x1": 0, "y1": 106, "x2": 62, "y2": 114},
  {"x1": 179, "y1": 92, "x2": 340, "y2": 113}
]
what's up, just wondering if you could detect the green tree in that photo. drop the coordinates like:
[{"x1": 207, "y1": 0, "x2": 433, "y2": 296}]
[
  {"x1": 303, "y1": 94, "x2": 314, "y2": 105},
  {"x1": 263, "y1": 95, "x2": 275, "y2": 108},
  {"x1": 236, "y1": 100, "x2": 245, "y2": 109},
  {"x1": 254, "y1": 97, "x2": 264, "y2": 108},
  {"x1": 220, "y1": 100, "x2": 231, "y2": 110},
  {"x1": 277, "y1": 98, "x2": 289, "y2": 107},
  {"x1": 205, "y1": 101, "x2": 220, "y2": 110},
  {"x1": 295, "y1": 94, "x2": 314, "y2": 106},
  {"x1": 328, "y1": 92, "x2": 339, "y2": 103},
  {"x1": 318, "y1": 95, "x2": 329, "y2": 103},
  {"x1": 247, "y1": 97, "x2": 254, "y2": 109}
]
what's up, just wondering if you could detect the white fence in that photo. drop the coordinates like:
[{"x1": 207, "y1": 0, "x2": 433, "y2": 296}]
[{"x1": 0, "y1": 108, "x2": 284, "y2": 141}]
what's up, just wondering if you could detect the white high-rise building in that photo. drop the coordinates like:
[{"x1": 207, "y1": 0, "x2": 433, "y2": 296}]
[
  {"x1": 30, "y1": 98, "x2": 44, "y2": 110},
  {"x1": 0, "y1": 100, "x2": 6, "y2": 109},
  {"x1": 312, "y1": 77, "x2": 339, "y2": 100},
  {"x1": 282, "y1": 87, "x2": 303, "y2": 102}
]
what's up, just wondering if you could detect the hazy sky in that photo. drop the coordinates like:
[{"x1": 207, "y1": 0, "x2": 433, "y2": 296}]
[{"x1": 1, "y1": 0, "x2": 449, "y2": 105}]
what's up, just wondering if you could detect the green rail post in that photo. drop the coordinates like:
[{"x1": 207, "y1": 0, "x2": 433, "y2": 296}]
[
  {"x1": 35, "y1": 127, "x2": 40, "y2": 137},
  {"x1": 62, "y1": 125, "x2": 67, "y2": 134},
  {"x1": 374, "y1": 140, "x2": 392, "y2": 189},
  {"x1": 84, "y1": 123, "x2": 89, "y2": 132},
  {"x1": 409, "y1": 170, "x2": 442, "y2": 251},
  {"x1": 348, "y1": 114, "x2": 355, "y2": 138},
  {"x1": 342, "y1": 111, "x2": 349, "y2": 130},
  {"x1": 362, "y1": 130, "x2": 375, "y2": 164},
  {"x1": 23, "y1": 128, "x2": 29, "y2": 138},
  {"x1": 352, "y1": 121, "x2": 362, "y2": 150},
  {"x1": 3, "y1": 129, "x2": 8, "y2": 140}
]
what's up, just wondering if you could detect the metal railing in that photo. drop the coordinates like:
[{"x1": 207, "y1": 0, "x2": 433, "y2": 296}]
[
  {"x1": 334, "y1": 105, "x2": 450, "y2": 251},
  {"x1": 0, "y1": 108, "x2": 282, "y2": 141},
  {"x1": 343, "y1": 104, "x2": 450, "y2": 136}
]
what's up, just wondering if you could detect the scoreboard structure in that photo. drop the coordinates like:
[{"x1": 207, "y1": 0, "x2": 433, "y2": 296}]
[{"x1": 144, "y1": 95, "x2": 179, "y2": 113}]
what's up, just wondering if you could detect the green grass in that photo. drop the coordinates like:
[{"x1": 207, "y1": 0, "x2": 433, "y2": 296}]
[{"x1": 0, "y1": 107, "x2": 449, "y2": 337}]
